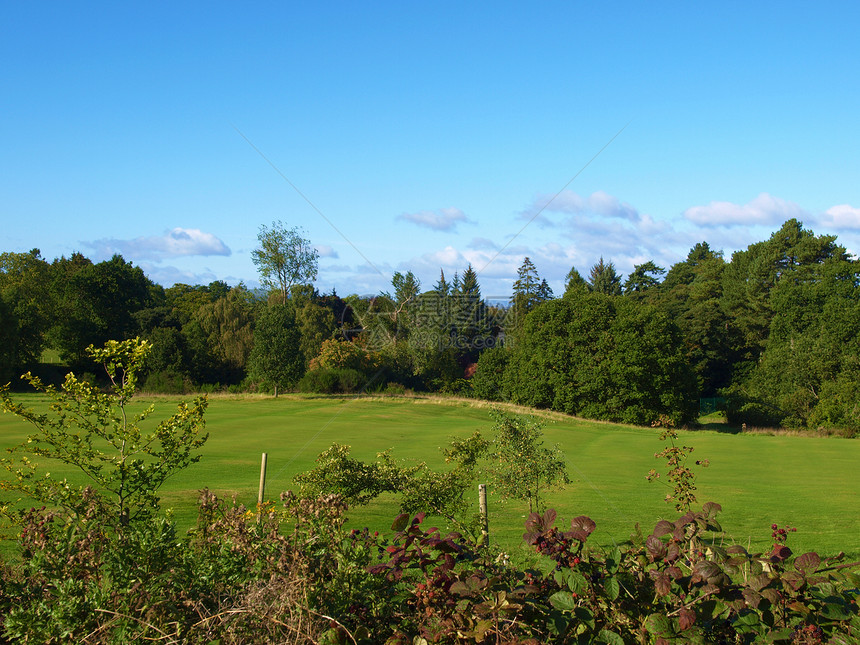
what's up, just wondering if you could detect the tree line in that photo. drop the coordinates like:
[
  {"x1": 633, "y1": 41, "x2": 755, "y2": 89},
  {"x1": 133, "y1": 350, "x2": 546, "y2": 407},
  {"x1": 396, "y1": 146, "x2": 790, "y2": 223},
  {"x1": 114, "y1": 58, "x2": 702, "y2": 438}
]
[{"x1": 1, "y1": 218, "x2": 858, "y2": 431}]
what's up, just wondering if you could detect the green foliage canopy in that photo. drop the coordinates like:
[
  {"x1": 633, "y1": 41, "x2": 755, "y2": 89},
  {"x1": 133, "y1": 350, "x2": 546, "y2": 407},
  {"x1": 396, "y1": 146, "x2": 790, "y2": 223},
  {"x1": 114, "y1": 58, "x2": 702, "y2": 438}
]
[
  {"x1": 506, "y1": 291, "x2": 698, "y2": 425},
  {"x1": 252, "y1": 221, "x2": 319, "y2": 304}
]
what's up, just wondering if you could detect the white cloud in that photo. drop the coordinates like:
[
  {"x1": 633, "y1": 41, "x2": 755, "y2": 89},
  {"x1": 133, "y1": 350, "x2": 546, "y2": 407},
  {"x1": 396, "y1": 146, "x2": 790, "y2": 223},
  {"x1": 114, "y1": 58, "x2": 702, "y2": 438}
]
[
  {"x1": 86, "y1": 228, "x2": 231, "y2": 261},
  {"x1": 683, "y1": 193, "x2": 807, "y2": 227},
  {"x1": 316, "y1": 244, "x2": 339, "y2": 258},
  {"x1": 468, "y1": 237, "x2": 498, "y2": 250},
  {"x1": 521, "y1": 190, "x2": 641, "y2": 223},
  {"x1": 537, "y1": 242, "x2": 568, "y2": 260},
  {"x1": 321, "y1": 192, "x2": 860, "y2": 300},
  {"x1": 586, "y1": 190, "x2": 640, "y2": 221},
  {"x1": 398, "y1": 207, "x2": 470, "y2": 231},
  {"x1": 322, "y1": 263, "x2": 354, "y2": 273},
  {"x1": 819, "y1": 204, "x2": 860, "y2": 230}
]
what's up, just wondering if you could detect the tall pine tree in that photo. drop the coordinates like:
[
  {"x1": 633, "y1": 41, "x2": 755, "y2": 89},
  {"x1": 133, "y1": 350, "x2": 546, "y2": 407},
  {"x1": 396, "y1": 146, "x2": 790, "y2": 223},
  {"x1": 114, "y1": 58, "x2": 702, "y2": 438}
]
[{"x1": 588, "y1": 257, "x2": 622, "y2": 295}]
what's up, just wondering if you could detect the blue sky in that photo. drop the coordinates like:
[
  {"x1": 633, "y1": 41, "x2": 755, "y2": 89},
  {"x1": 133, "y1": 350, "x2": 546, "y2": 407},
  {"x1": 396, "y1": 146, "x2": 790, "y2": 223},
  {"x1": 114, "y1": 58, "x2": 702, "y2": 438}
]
[{"x1": 3, "y1": 2, "x2": 859, "y2": 298}]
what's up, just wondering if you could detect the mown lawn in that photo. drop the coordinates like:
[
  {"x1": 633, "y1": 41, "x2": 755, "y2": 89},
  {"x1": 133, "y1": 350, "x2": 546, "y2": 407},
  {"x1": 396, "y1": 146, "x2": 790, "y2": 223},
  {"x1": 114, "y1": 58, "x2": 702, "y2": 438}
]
[{"x1": 1, "y1": 393, "x2": 857, "y2": 560}]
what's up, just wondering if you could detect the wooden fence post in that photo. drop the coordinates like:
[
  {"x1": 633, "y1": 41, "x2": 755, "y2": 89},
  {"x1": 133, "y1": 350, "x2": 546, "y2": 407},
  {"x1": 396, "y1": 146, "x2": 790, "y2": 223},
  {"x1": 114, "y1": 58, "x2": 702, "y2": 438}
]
[
  {"x1": 478, "y1": 483, "x2": 489, "y2": 546},
  {"x1": 257, "y1": 452, "x2": 268, "y2": 523}
]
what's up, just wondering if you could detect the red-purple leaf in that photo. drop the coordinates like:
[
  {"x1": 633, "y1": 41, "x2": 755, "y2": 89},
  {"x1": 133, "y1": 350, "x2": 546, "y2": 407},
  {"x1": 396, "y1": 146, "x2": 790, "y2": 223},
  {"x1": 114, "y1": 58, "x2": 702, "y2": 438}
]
[
  {"x1": 651, "y1": 572, "x2": 671, "y2": 596},
  {"x1": 646, "y1": 535, "x2": 667, "y2": 560},
  {"x1": 769, "y1": 545, "x2": 792, "y2": 562},
  {"x1": 524, "y1": 512, "x2": 541, "y2": 533},
  {"x1": 794, "y1": 551, "x2": 820, "y2": 573},
  {"x1": 692, "y1": 561, "x2": 722, "y2": 584},
  {"x1": 702, "y1": 501, "x2": 722, "y2": 518},
  {"x1": 678, "y1": 607, "x2": 696, "y2": 631},
  {"x1": 742, "y1": 588, "x2": 762, "y2": 609},
  {"x1": 760, "y1": 588, "x2": 782, "y2": 604},
  {"x1": 570, "y1": 515, "x2": 596, "y2": 537},
  {"x1": 748, "y1": 573, "x2": 771, "y2": 592},
  {"x1": 653, "y1": 520, "x2": 674, "y2": 537},
  {"x1": 391, "y1": 513, "x2": 409, "y2": 532},
  {"x1": 666, "y1": 542, "x2": 681, "y2": 563}
]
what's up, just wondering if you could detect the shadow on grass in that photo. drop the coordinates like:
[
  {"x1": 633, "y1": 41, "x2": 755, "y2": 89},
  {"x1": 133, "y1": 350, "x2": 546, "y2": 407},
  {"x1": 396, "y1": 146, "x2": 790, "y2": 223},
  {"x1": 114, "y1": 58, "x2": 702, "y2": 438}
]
[{"x1": 695, "y1": 412, "x2": 742, "y2": 434}]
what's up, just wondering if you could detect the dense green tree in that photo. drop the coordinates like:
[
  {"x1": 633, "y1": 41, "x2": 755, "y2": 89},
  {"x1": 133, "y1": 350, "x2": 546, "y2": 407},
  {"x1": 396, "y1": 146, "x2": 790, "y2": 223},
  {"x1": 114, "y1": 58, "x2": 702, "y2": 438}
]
[
  {"x1": 587, "y1": 257, "x2": 622, "y2": 295},
  {"x1": 647, "y1": 244, "x2": 736, "y2": 396},
  {"x1": 190, "y1": 285, "x2": 257, "y2": 384},
  {"x1": 0, "y1": 249, "x2": 52, "y2": 368},
  {"x1": 49, "y1": 254, "x2": 155, "y2": 367},
  {"x1": 142, "y1": 326, "x2": 192, "y2": 388},
  {"x1": 721, "y1": 219, "x2": 846, "y2": 364},
  {"x1": 382, "y1": 271, "x2": 463, "y2": 384},
  {"x1": 165, "y1": 282, "x2": 228, "y2": 325},
  {"x1": 623, "y1": 260, "x2": 665, "y2": 296},
  {"x1": 296, "y1": 301, "x2": 337, "y2": 368},
  {"x1": 0, "y1": 296, "x2": 18, "y2": 383},
  {"x1": 433, "y1": 269, "x2": 450, "y2": 296},
  {"x1": 405, "y1": 290, "x2": 460, "y2": 383},
  {"x1": 563, "y1": 265, "x2": 588, "y2": 296},
  {"x1": 248, "y1": 303, "x2": 304, "y2": 396},
  {"x1": 470, "y1": 345, "x2": 510, "y2": 402},
  {"x1": 510, "y1": 257, "x2": 541, "y2": 310},
  {"x1": 505, "y1": 291, "x2": 697, "y2": 425},
  {"x1": 388, "y1": 271, "x2": 421, "y2": 340},
  {"x1": 252, "y1": 221, "x2": 319, "y2": 304},
  {"x1": 317, "y1": 290, "x2": 351, "y2": 334},
  {"x1": 727, "y1": 252, "x2": 860, "y2": 429},
  {"x1": 537, "y1": 278, "x2": 553, "y2": 302},
  {"x1": 451, "y1": 265, "x2": 491, "y2": 362},
  {"x1": 509, "y1": 258, "x2": 553, "y2": 346}
]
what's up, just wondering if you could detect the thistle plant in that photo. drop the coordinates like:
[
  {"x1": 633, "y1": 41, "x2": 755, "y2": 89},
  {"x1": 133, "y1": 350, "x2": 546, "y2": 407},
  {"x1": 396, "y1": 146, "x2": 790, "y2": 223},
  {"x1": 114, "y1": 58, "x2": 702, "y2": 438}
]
[{"x1": 646, "y1": 415, "x2": 709, "y2": 512}]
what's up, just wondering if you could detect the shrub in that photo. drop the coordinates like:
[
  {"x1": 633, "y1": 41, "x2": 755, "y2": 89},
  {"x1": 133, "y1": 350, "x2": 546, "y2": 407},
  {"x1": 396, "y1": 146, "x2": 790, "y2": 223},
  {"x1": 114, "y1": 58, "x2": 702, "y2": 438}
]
[
  {"x1": 309, "y1": 338, "x2": 382, "y2": 374},
  {"x1": 142, "y1": 368, "x2": 189, "y2": 394},
  {"x1": 723, "y1": 385, "x2": 784, "y2": 428},
  {"x1": 471, "y1": 345, "x2": 510, "y2": 402},
  {"x1": 297, "y1": 367, "x2": 367, "y2": 394}
]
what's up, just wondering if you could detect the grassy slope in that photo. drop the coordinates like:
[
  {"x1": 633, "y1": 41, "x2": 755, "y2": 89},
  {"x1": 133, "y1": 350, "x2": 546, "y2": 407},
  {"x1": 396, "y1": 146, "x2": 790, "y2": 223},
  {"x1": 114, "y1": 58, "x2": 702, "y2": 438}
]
[{"x1": 1, "y1": 393, "x2": 857, "y2": 559}]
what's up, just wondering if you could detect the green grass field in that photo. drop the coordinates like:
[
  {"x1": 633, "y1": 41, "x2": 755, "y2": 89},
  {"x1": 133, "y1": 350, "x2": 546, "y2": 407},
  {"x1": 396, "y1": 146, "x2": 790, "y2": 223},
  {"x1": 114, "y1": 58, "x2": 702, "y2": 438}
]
[{"x1": 1, "y1": 393, "x2": 858, "y2": 560}]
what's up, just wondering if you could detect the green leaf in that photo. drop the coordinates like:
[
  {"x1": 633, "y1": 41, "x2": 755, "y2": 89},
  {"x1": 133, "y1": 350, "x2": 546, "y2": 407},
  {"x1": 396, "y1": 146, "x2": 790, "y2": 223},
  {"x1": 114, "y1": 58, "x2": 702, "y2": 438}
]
[
  {"x1": 604, "y1": 575, "x2": 620, "y2": 601},
  {"x1": 574, "y1": 606, "x2": 595, "y2": 629},
  {"x1": 537, "y1": 556, "x2": 558, "y2": 577},
  {"x1": 820, "y1": 601, "x2": 851, "y2": 621},
  {"x1": 644, "y1": 613, "x2": 674, "y2": 637},
  {"x1": 567, "y1": 570, "x2": 589, "y2": 594},
  {"x1": 597, "y1": 629, "x2": 625, "y2": 645},
  {"x1": 549, "y1": 590, "x2": 577, "y2": 612},
  {"x1": 607, "y1": 546, "x2": 621, "y2": 573},
  {"x1": 732, "y1": 610, "x2": 762, "y2": 634},
  {"x1": 318, "y1": 628, "x2": 348, "y2": 645},
  {"x1": 546, "y1": 610, "x2": 569, "y2": 636}
]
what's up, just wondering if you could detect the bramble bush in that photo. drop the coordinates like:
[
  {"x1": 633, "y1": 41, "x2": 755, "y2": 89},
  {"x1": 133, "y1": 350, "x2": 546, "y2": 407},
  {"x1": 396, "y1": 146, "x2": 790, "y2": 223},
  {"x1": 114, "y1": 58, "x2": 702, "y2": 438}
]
[{"x1": 0, "y1": 345, "x2": 857, "y2": 643}]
